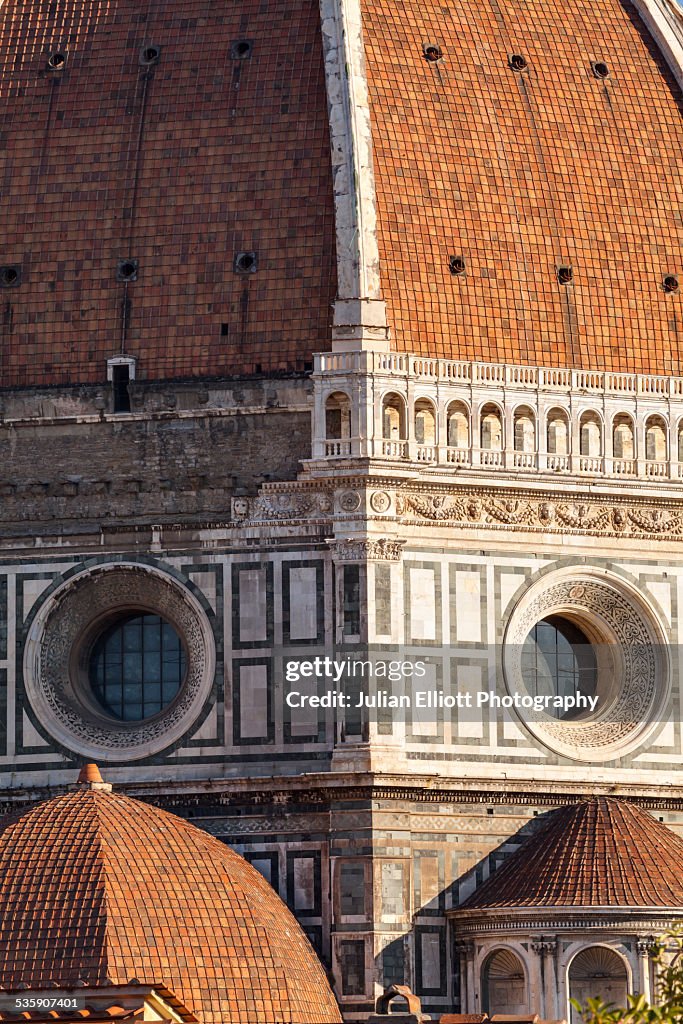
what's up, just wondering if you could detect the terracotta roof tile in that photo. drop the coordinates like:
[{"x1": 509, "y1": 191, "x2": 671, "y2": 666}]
[
  {"x1": 0, "y1": 784, "x2": 341, "y2": 1024},
  {"x1": 458, "y1": 798, "x2": 683, "y2": 911},
  {"x1": 362, "y1": 0, "x2": 683, "y2": 373}
]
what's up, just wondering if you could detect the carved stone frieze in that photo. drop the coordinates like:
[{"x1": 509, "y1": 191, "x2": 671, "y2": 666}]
[
  {"x1": 232, "y1": 490, "x2": 334, "y2": 521},
  {"x1": 395, "y1": 489, "x2": 683, "y2": 539},
  {"x1": 328, "y1": 537, "x2": 405, "y2": 561}
]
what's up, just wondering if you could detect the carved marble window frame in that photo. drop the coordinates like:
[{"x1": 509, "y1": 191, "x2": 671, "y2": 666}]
[
  {"x1": 23, "y1": 561, "x2": 216, "y2": 761},
  {"x1": 502, "y1": 566, "x2": 671, "y2": 762}
]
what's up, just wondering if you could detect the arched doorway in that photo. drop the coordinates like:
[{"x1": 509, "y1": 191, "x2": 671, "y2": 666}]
[
  {"x1": 480, "y1": 404, "x2": 503, "y2": 450},
  {"x1": 382, "y1": 393, "x2": 407, "y2": 441},
  {"x1": 514, "y1": 406, "x2": 536, "y2": 453},
  {"x1": 447, "y1": 401, "x2": 469, "y2": 448},
  {"x1": 325, "y1": 391, "x2": 351, "y2": 440},
  {"x1": 568, "y1": 947, "x2": 629, "y2": 1024},
  {"x1": 482, "y1": 948, "x2": 527, "y2": 1016},
  {"x1": 414, "y1": 398, "x2": 437, "y2": 445},
  {"x1": 547, "y1": 407, "x2": 569, "y2": 455}
]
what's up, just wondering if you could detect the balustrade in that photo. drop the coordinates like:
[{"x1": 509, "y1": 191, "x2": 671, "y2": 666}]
[{"x1": 314, "y1": 355, "x2": 683, "y2": 483}]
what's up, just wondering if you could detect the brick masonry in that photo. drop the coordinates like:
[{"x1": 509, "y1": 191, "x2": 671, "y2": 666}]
[
  {"x1": 361, "y1": 0, "x2": 683, "y2": 372},
  {"x1": 0, "y1": 0, "x2": 336, "y2": 384}
]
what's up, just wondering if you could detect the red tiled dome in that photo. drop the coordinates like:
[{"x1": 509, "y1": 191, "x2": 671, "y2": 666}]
[
  {"x1": 0, "y1": 775, "x2": 341, "y2": 1024},
  {"x1": 459, "y1": 797, "x2": 683, "y2": 911},
  {"x1": 363, "y1": 0, "x2": 683, "y2": 373},
  {"x1": 0, "y1": 0, "x2": 336, "y2": 384}
]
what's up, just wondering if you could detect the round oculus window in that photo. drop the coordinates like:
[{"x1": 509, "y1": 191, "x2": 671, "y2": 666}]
[
  {"x1": 23, "y1": 562, "x2": 216, "y2": 761},
  {"x1": 503, "y1": 569, "x2": 670, "y2": 762},
  {"x1": 89, "y1": 613, "x2": 187, "y2": 722},
  {"x1": 521, "y1": 614, "x2": 597, "y2": 720}
]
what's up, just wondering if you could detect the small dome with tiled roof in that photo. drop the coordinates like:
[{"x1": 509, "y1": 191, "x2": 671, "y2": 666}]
[
  {"x1": 459, "y1": 797, "x2": 683, "y2": 911},
  {"x1": 0, "y1": 765, "x2": 341, "y2": 1024}
]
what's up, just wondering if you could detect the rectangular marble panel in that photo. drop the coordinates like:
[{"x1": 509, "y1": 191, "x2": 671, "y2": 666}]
[
  {"x1": 287, "y1": 851, "x2": 321, "y2": 915},
  {"x1": 454, "y1": 663, "x2": 484, "y2": 739},
  {"x1": 411, "y1": 660, "x2": 438, "y2": 737},
  {"x1": 417, "y1": 927, "x2": 445, "y2": 993},
  {"x1": 339, "y1": 939, "x2": 366, "y2": 996},
  {"x1": 382, "y1": 938, "x2": 405, "y2": 987},
  {"x1": 236, "y1": 662, "x2": 270, "y2": 741},
  {"x1": 374, "y1": 563, "x2": 392, "y2": 637},
  {"x1": 380, "y1": 861, "x2": 405, "y2": 918},
  {"x1": 410, "y1": 568, "x2": 436, "y2": 641},
  {"x1": 288, "y1": 567, "x2": 318, "y2": 640},
  {"x1": 245, "y1": 852, "x2": 279, "y2": 892},
  {"x1": 418, "y1": 854, "x2": 440, "y2": 905},
  {"x1": 339, "y1": 863, "x2": 366, "y2": 916},
  {"x1": 453, "y1": 571, "x2": 481, "y2": 642},
  {"x1": 238, "y1": 568, "x2": 268, "y2": 643}
]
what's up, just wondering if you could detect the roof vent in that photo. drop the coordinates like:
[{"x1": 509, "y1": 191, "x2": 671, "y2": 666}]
[
  {"x1": 557, "y1": 265, "x2": 573, "y2": 285},
  {"x1": 509, "y1": 53, "x2": 528, "y2": 72},
  {"x1": 0, "y1": 265, "x2": 21, "y2": 288},
  {"x1": 117, "y1": 259, "x2": 138, "y2": 282},
  {"x1": 139, "y1": 44, "x2": 161, "y2": 67},
  {"x1": 423, "y1": 43, "x2": 443, "y2": 62},
  {"x1": 231, "y1": 40, "x2": 253, "y2": 59},
  {"x1": 47, "y1": 51, "x2": 67, "y2": 71},
  {"x1": 448, "y1": 255, "x2": 466, "y2": 276},
  {"x1": 234, "y1": 251, "x2": 258, "y2": 274},
  {"x1": 591, "y1": 61, "x2": 610, "y2": 79},
  {"x1": 663, "y1": 274, "x2": 679, "y2": 293}
]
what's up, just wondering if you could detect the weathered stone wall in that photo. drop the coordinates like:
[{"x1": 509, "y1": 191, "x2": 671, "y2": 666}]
[{"x1": 0, "y1": 377, "x2": 312, "y2": 528}]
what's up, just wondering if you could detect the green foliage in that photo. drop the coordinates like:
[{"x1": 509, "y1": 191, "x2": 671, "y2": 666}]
[{"x1": 571, "y1": 928, "x2": 683, "y2": 1024}]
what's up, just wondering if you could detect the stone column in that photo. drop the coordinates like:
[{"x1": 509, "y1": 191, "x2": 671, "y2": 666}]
[
  {"x1": 532, "y1": 938, "x2": 559, "y2": 1018},
  {"x1": 636, "y1": 937, "x2": 654, "y2": 1001},
  {"x1": 455, "y1": 940, "x2": 475, "y2": 1012}
]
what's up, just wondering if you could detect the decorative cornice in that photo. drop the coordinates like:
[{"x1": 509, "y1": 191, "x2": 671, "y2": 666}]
[
  {"x1": 7, "y1": 777, "x2": 683, "y2": 815},
  {"x1": 451, "y1": 913, "x2": 682, "y2": 931},
  {"x1": 226, "y1": 473, "x2": 683, "y2": 540}
]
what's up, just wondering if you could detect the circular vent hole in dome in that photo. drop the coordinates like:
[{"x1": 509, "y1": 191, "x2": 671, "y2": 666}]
[
  {"x1": 592, "y1": 61, "x2": 610, "y2": 79},
  {"x1": 231, "y1": 40, "x2": 253, "y2": 59},
  {"x1": 234, "y1": 251, "x2": 258, "y2": 274},
  {"x1": 449, "y1": 255, "x2": 466, "y2": 276},
  {"x1": 117, "y1": 259, "x2": 138, "y2": 282},
  {"x1": 47, "y1": 51, "x2": 67, "y2": 71},
  {"x1": 509, "y1": 53, "x2": 528, "y2": 71},
  {"x1": 139, "y1": 44, "x2": 161, "y2": 67},
  {"x1": 664, "y1": 274, "x2": 679, "y2": 293},
  {"x1": 557, "y1": 265, "x2": 573, "y2": 285},
  {"x1": 0, "y1": 265, "x2": 21, "y2": 288},
  {"x1": 423, "y1": 44, "x2": 443, "y2": 62}
]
